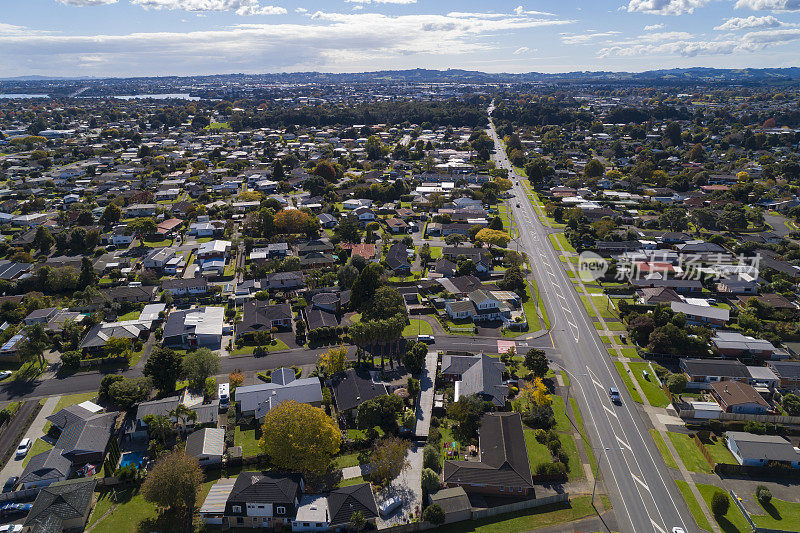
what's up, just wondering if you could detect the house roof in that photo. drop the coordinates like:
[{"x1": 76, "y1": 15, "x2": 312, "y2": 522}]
[
  {"x1": 228, "y1": 472, "x2": 302, "y2": 504},
  {"x1": 386, "y1": 243, "x2": 410, "y2": 271},
  {"x1": 23, "y1": 478, "x2": 97, "y2": 533},
  {"x1": 20, "y1": 448, "x2": 72, "y2": 484},
  {"x1": 46, "y1": 404, "x2": 96, "y2": 430},
  {"x1": 235, "y1": 376, "x2": 323, "y2": 416},
  {"x1": 306, "y1": 308, "x2": 339, "y2": 331},
  {"x1": 238, "y1": 301, "x2": 292, "y2": 336},
  {"x1": 327, "y1": 483, "x2": 379, "y2": 526},
  {"x1": 185, "y1": 428, "x2": 225, "y2": 457},
  {"x1": 163, "y1": 306, "x2": 224, "y2": 339},
  {"x1": 429, "y1": 487, "x2": 471, "y2": 515},
  {"x1": 55, "y1": 412, "x2": 118, "y2": 457},
  {"x1": 330, "y1": 369, "x2": 388, "y2": 412},
  {"x1": 711, "y1": 381, "x2": 769, "y2": 408},
  {"x1": 712, "y1": 331, "x2": 776, "y2": 353},
  {"x1": 444, "y1": 412, "x2": 533, "y2": 489},
  {"x1": 726, "y1": 432, "x2": 800, "y2": 463},
  {"x1": 681, "y1": 358, "x2": 749, "y2": 378},
  {"x1": 767, "y1": 361, "x2": 800, "y2": 380},
  {"x1": 670, "y1": 301, "x2": 729, "y2": 321}
]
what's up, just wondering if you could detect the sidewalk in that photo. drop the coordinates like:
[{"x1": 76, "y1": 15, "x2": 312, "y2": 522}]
[
  {"x1": 0, "y1": 395, "x2": 61, "y2": 483},
  {"x1": 341, "y1": 463, "x2": 371, "y2": 480}
]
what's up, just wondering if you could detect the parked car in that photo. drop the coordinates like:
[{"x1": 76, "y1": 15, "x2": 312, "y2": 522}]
[
  {"x1": 0, "y1": 502, "x2": 32, "y2": 517},
  {"x1": 0, "y1": 371, "x2": 11, "y2": 380},
  {"x1": 0, "y1": 524, "x2": 23, "y2": 532},
  {"x1": 15, "y1": 439, "x2": 31, "y2": 459},
  {"x1": 609, "y1": 387, "x2": 621, "y2": 404},
  {"x1": 416, "y1": 334, "x2": 434, "y2": 344},
  {"x1": 2, "y1": 477, "x2": 18, "y2": 493},
  {"x1": 379, "y1": 496, "x2": 402, "y2": 517}
]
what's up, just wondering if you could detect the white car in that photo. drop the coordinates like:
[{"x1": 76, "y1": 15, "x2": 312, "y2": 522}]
[
  {"x1": 0, "y1": 371, "x2": 11, "y2": 380},
  {"x1": 672, "y1": 528, "x2": 685, "y2": 533},
  {"x1": 0, "y1": 524, "x2": 23, "y2": 532},
  {"x1": 15, "y1": 438, "x2": 31, "y2": 458}
]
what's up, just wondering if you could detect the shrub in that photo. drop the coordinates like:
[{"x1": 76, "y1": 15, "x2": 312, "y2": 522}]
[
  {"x1": 61, "y1": 350, "x2": 82, "y2": 368},
  {"x1": 421, "y1": 468, "x2": 440, "y2": 494},
  {"x1": 422, "y1": 504, "x2": 445, "y2": 525},
  {"x1": 535, "y1": 461, "x2": 567, "y2": 479},
  {"x1": 756, "y1": 485, "x2": 772, "y2": 505},
  {"x1": 711, "y1": 491, "x2": 730, "y2": 517},
  {"x1": 423, "y1": 445, "x2": 441, "y2": 473},
  {"x1": 534, "y1": 429, "x2": 547, "y2": 443}
]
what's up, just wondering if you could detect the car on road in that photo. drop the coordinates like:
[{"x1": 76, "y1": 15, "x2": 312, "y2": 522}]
[
  {"x1": 516, "y1": 203, "x2": 520, "y2": 207},
  {"x1": 609, "y1": 387, "x2": 621, "y2": 404},
  {"x1": 379, "y1": 496, "x2": 402, "y2": 517},
  {"x1": 672, "y1": 528, "x2": 685, "y2": 533},
  {"x1": 2, "y1": 477, "x2": 18, "y2": 493},
  {"x1": 0, "y1": 371, "x2": 11, "y2": 380},
  {"x1": 416, "y1": 334, "x2": 434, "y2": 344},
  {"x1": 0, "y1": 524, "x2": 23, "y2": 532},
  {"x1": 15, "y1": 439, "x2": 31, "y2": 459}
]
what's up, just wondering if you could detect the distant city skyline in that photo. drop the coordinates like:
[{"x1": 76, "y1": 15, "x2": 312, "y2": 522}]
[{"x1": 2, "y1": 0, "x2": 800, "y2": 77}]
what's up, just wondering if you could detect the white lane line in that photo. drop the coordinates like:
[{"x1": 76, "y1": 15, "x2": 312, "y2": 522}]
[
  {"x1": 632, "y1": 473, "x2": 650, "y2": 492},
  {"x1": 651, "y1": 519, "x2": 666, "y2": 533},
  {"x1": 603, "y1": 404, "x2": 618, "y2": 418},
  {"x1": 616, "y1": 435, "x2": 632, "y2": 452}
]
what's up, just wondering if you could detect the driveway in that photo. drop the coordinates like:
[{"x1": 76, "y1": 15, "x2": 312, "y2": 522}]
[
  {"x1": 376, "y1": 444, "x2": 423, "y2": 528},
  {"x1": 0, "y1": 396, "x2": 60, "y2": 485},
  {"x1": 413, "y1": 351, "x2": 437, "y2": 440}
]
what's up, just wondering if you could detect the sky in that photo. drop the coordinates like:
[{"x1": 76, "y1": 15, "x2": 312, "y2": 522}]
[{"x1": 2, "y1": 0, "x2": 800, "y2": 77}]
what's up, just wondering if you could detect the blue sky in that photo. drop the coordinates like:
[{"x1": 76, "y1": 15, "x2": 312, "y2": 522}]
[{"x1": 2, "y1": 0, "x2": 800, "y2": 77}]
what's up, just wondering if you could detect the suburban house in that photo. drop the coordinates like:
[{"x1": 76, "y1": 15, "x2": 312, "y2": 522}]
[
  {"x1": 385, "y1": 242, "x2": 410, "y2": 273},
  {"x1": 265, "y1": 271, "x2": 305, "y2": 290},
  {"x1": 162, "y1": 306, "x2": 225, "y2": 349},
  {"x1": 712, "y1": 331, "x2": 781, "y2": 359},
  {"x1": 197, "y1": 239, "x2": 232, "y2": 261},
  {"x1": 52, "y1": 411, "x2": 118, "y2": 464},
  {"x1": 235, "y1": 368, "x2": 323, "y2": 419},
  {"x1": 292, "y1": 483, "x2": 379, "y2": 532},
  {"x1": 128, "y1": 396, "x2": 219, "y2": 440},
  {"x1": 78, "y1": 320, "x2": 150, "y2": 354},
  {"x1": 23, "y1": 307, "x2": 84, "y2": 333},
  {"x1": 445, "y1": 290, "x2": 504, "y2": 323},
  {"x1": 22, "y1": 478, "x2": 97, "y2": 532},
  {"x1": 680, "y1": 359, "x2": 750, "y2": 389},
  {"x1": 223, "y1": 472, "x2": 304, "y2": 529},
  {"x1": 710, "y1": 381, "x2": 770, "y2": 414},
  {"x1": 441, "y1": 354, "x2": 507, "y2": 406},
  {"x1": 670, "y1": 301, "x2": 729, "y2": 327},
  {"x1": 18, "y1": 448, "x2": 72, "y2": 489},
  {"x1": 443, "y1": 412, "x2": 534, "y2": 496},
  {"x1": 162, "y1": 277, "x2": 208, "y2": 296},
  {"x1": 330, "y1": 369, "x2": 388, "y2": 415},
  {"x1": 428, "y1": 487, "x2": 472, "y2": 525},
  {"x1": 237, "y1": 301, "x2": 293, "y2": 339},
  {"x1": 725, "y1": 432, "x2": 800, "y2": 468},
  {"x1": 185, "y1": 428, "x2": 225, "y2": 465},
  {"x1": 767, "y1": 361, "x2": 800, "y2": 389}
]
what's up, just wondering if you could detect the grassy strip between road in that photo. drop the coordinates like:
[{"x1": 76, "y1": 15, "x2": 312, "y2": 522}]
[
  {"x1": 402, "y1": 319, "x2": 434, "y2": 337},
  {"x1": 613, "y1": 362, "x2": 643, "y2": 403},
  {"x1": 667, "y1": 432, "x2": 713, "y2": 474},
  {"x1": 531, "y1": 278, "x2": 550, "y2": 330},
  {"x1": 627, "y1": 361, "x2": 670, "y2": 408},
  {"x1": 438, "y1": 495, "x2": 597, "y2": 533},
  {"x1": 675, "y1": 480, "x2": 713, "y2": 532},
  {"x1": 697, "y1": 483, "x2": 751, "y2": 533},
  {"x1": 649, "y1": 429, "x2": 678, "y2": 469},
  {"x1": 570, "y1": 398, "x2": 598, "y2": 477}
]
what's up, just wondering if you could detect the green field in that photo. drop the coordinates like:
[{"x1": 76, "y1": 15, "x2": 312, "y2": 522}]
[
  {"x1": 675, "y1": 480, "x2": 713, "y2": 532},
  {"x1": 403, "y1": 319, "x2": 434, "y2": 337},
  {"x1": 697, "y1": 483, "x2": 751, "y2": 533},
  {"x1": 628, "y1": 362, "x2": 670, "y2": 407},
  {"x1": 649, "y1": 429, "x2": 678, "y2": 469},
  {"x1": 753, "y1": 497, "x2": 800, "y2": 531},
  {"x1": 703, "y1": 438, "x2": 737, "y2": 465},
  {"x1": 523, "y1": 429, "x2": 553, "y2": 472},
  {"x1": 667, "y1": 432, "x2": 713, "y2": 474},
  {"x1": 234, "y1": 426, "x2": 262, "y2": 457}
]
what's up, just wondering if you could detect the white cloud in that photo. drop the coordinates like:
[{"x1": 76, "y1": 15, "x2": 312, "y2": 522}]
[
  {"x1": 626, "y1": 0, "x2": 709, "y2": 15},
  {"x1": 55, "y1": 0, "x2": 118, "y2": 4},
  {"x1": 714, "y1": 15, "x2": 787, "y2": 29},
  {"x1": 734, "y1": 0, "x2": 800, "y2": 10},
  {"x1": 560, "y1": 30, "x2": 620, "y2": 44},
  {"x1": 513, "y1": 46, "x2": 530, "y2": 54},
  {"x1": 344, "y1": 0, "x2": 417, "y2": 4},
  {"x1": 644, "y1": 23, "x2": 666, "y2": 30},
  {"x1": 513, "y1": 5, "x2": 555, "y2": 16},
  {"x1": 131, "y1": 0, "x2": 287, "y2": 15},
  {"x1": 295, "y1": 7, "x2": 307, "y2": 13}
]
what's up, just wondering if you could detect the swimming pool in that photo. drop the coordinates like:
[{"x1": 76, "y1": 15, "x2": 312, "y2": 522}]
[{"x1": 119, "y1": 451, "x2": 146, "y2": 468}]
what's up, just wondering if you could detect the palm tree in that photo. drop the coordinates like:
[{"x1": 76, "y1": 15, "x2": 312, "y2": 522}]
[
  {"x1": 170, "y1": 404, "x2": 197, "y2": 434},
  {"x1": 144, "y1": 414, "x2": 174, "y2": 443}
]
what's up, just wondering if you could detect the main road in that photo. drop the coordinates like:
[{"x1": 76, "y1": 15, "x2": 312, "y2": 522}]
[{"x1": 487, "y1": 106, "x2": 694, "y2": 533}]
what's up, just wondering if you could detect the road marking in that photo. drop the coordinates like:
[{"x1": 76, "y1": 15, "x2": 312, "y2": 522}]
[
  {"x1": 616, "y1": 435, "x2": 632, "y2": 451},
  {"x1": 651, "y1": 519, "x2": 666, "y2": 533},
  {"x1": 548, "y1": 331, "x2": 555, "y2": 348},
  {"x1": 603, "y1": 404, "x2": 618, "y2": 418},
  {"x1": 632, "y1": 473, "x2": 650, "y2": 492},
  {"x1": 591, "y1": 376, "x2": 603, "y2": 389}
]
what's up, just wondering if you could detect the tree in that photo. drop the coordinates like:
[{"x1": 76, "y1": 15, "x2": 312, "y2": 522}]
[
  {"x1": 350, "y1": 510, "x2": 366, "y2": 531},
  {"x1": 665, "y1": 373, "x2": 688, "y2": 395},
  {"x1": 350, "y1": 263, "x2": 383, "y2": 310},
  {"x1": 446, "y1": 395, "x2": 488, "y2": 442},
  {"x1": 170, "y1": 403, "x2": 197, "y2": 432},
  {"x1": 357, "y1": 394, "x2": 403, "y2": 432},
  {"x1": 105, "y1": 336, "x2": 132, "y2": 361},
  {"x1": 524, "y1": 349, "x2": 548, "y2": 378},
  {"x1": 664, "y1": 122, "x2": 682, "y2": 147},
  {"x1": 369, "y1": 437, "x2": 410, "y2": 487},
  {"x1": 181, "y1": 348, "x2": 220, "y2": 389},
  {"x1": 362, "y1": 286, "x2": 406, "y2": 321},
  {"x1": 274, "y1": 209, "x2": 317, "y2": 235},
  {"x1": 258, "y1": 401, "x2": 341, "y2": 474},
  {"x1": 782, "y1": 393, "x2": 800, "y2": 416},
  {"x1": 317, "y1": 345, "x2": 348, "y2": 377},
  {"x1": 143, "y1": 414, "x2": 174, "y2": 443},
  {"x1": 144, "y1": 347, "x2": 182, "y2": 394},
  {"x1": 312, "y1": 159, "x2": 338, "y2": 182},
  {"x1": 107, "y1": 377, "x2": 151, "y2": 409},
  {"x1": 229, "y1": 371, "x2": 244, "y2": 389},
  {"x1": 423, "y1": 444, "x2": 441, "y2": 473},
  {"x1": 421, "y1": 467, "x2": 440, "y2": 494},
  {"x1": 584, "y1": 159, "x2": 604, "y2": 178},
  {"x1": 334, "y1": 216, "x2": 361, "y2": 243},
  {"x1": 141, "y1": 450, "x2": 203, "y2": 512},
  {"x1": 78, "y1": 257, "x2": 98, "y2": 291},
  {"x1": 711, "y1": 490, "x2": 730, "y2": 517},
  {"x1": 407, "y1": 377, "x2": 421, "y2": 406},
  {"x1": 34, "y1": 227, "x2": 54, "y2": 255},
  {"x1": 18, "y1": 323, "x2": 48, "y2": 368},
  {"x1": 756, "y1": 485, "x2": 772, "y2": 505},
  {"x1": 127, "y1": 217, "x2": 157, "y2": 238},
  {"x1": 422, "y1": 503, "x2": 445, "y2": 525},
  {"x1": 403, "y1": 341, "x2": 427, "y2": 374},
  {"x1": 99, "y1": 374, "x2": 125, "y2": 400},
  {"x1": 498, "y1": 265, "x2": 526, "y2": 294},
  {"x1": 475, "y1": 228, "x2": 510, "y2": 248},
  {"x1": 520, "y1": 378, "x2": 551, "y2": 408}
]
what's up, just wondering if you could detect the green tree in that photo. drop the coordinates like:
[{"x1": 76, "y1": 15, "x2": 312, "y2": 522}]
[
  {"x1": 78, "y1": 257, "x2": 98, "y2": 290},
  {"x1": 423, "y1": 444, "x2": 441, "y2": 473},
  {"x1": 144, "y1": 347, "x2": 183, "y2": 394},
  {"x1": 105, "y1": 336, "x2": 132, "y2": 361},
  {"x1": 143, "y1": 414, "x2": 174, "y2": 443},
  {"x1": 369, "y1": 437, "x2": 410, "y2": 487},
  {"x1": 33, "y1": 227, "x2": 54, "y2": 255},
  {"x1": 357, "y1": 394, "x2": 403, "y2": 432},
  {"x1": 422, "y1": 503, "x2": 445, "y2": 525},
  {"x1": 141, "y1": 450, "x2": 203, "y2": 512},
  {"x1": 782, "y1": 393, "x2": 800, "y2": 416},
  {"x1": 350, "y1": 262, "x2": 383, "y2": 310},
  {"x1": 711, "y1": 491, "x2": 729, "y2": 517},
  {"x1": 100, "y1": 203, "x2": 122, "y2": 226},
  {"x1": 421, "y1": 467, "x2": 440, "y2": 494},
  {"x1": 584, "y1": 158, "x2": 604, "y2": 178},
  {"x1": 107, "y1": 377, "x2": 151, "y2": 409},
  {"x1": 403, "y1": 341, "x2": 427, "y2": 374},
  {"x1": 666, "y1": 373, "x2": 688, "y2": 395},
  {"x1": 181, "y1": 348, "x2": 220, "y2": 389},
  {"x1": 334, "y1": 216, "x2": 361, "y2": 244},
  {"x1": 524, "y1": 348, "x2": 548, "y2": 378},
  {"x1": 447, "y1": 395, "x2": 488, "y2": 443},
  {"x1": 362, "y1": 286, "x2": 406, "y2": 321}
]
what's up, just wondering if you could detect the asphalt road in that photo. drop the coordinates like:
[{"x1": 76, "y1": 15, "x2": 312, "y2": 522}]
[{"x1": 487, "y1": 108, "x2": 694, "y2": 533}]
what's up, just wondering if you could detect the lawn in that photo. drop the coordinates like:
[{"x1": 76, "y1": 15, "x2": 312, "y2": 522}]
[
  {"x1": 618, "y1": 347, "x2": 640, "y2": 359},
  {"x1": 551, "y1": 395, "x2": 571, "y2": 433},
  {"x1": 649, "y1": 429, "x2": 678, "y2": 469},
  {"x1": 229, "y1": 339, "x2": 289, "y2": 355},
  {"x1": 22, "y1": 438, "x2": 53, "y2": 467},
  {"x1": 558, "y1": 432, "x2": 584, "y2": 481},
  {"x1": 675, "y1": 480, "x2": 713, "y2": 532},
  {"x1": 697, "y1": 483, "x2": 751, "y2": 533},
  {"x1": 116, "y1": 310, "x2": 141, "y2": 321},
  {"x1": 531, "y1": 279, "x2": 550, "y2": 329},
  {"x1": 429, "y1": 246, "x2": 443, "y2": 259},
  {"x1": 523, "y1": 429, "x2": 553, "y2": 472},
  {"x1": 753, "y1": 497, "x2": 800, "y2": 530},
  {"x1": 234, "y1": 426, "x2": 262, "y2": 457},
  {"x1": 142, "y1": 238, "x2": 173, "y2": 247},
  {"x1": 667, "y1": 432, "x2": 713, "y2": 474},
  {"x1": 402, "y1": 319, "x2": 433, "y2": 337},
  {"x1": 438, "y1": 495, "x2": 597, "y2": 533},
  {"x1": 88, "y1": 487, "x2": 159, "y2": 533},
  {"x1": 337, "y1": 475, "x2": 366, "y2": 488},
  {"x1": 613, "y1": 362, "x2": 642, "y2": 403},
  {"x1": 548, "y1": 233, "x2": 576, "y2": 254},
  {"x1": 570, "y1": 398, "x2": 597, "y2": 477},
  {"x1": 333, "y1": 450, "x2": 369, "y2": 470},
  {"x1": 704, "y1": 438, "x2": 737, "y2": 465},
  {"x1": 628, "y1": 362, "x2": 670, "y2": 408}
]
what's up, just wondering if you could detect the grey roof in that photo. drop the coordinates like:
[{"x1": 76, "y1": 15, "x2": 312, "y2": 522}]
[
  {"x1": 185, "y1": 428, "x2": 225, "y2": 458},
  {"x1": 46, "y1": 404, "x2": 95, "y2": 430},
  {"x1": 238, "y1": 301, "x2": 292, "y2": 336},
  {"x1": 768, "y1": 360, "x2": 800, "y2": 379},
  {"x1": 331, "y1": 369, "x2": 388, "y2": 412},
  {"x1": 235, "y1": 376, "x2": 323, "y2": 417},
  {"x1": 135, "y1": 396, "x2": 180, "y2": 420},
  {"x1": 429, "y1": 487, "x2": 471, "y2": 515},
  {"x1": 445, "y1": 354, "x2": 507, "y2": 406},
  {"x1": 79, "y1": 321, "x2": 148, "y2": 349},
  {"x1": 327, "y1": 483, "x2": 379, "y2": 526},
  {"x1": 681, "y1": 358, "x2": 749, "y2": 378},
  {"x1": 228, "y1": 471, "x2": 302, "y2": 504},
  {"x1": 55, "y1": 412, "x2": 117, "y2": 458},
  {"x1": 19, "y1": 448, "x2": 72, "y2": 484},
  {"x1": 24, "y1": 478, "x2": 97, "y2": 533},
  {"x1": 726, "y1": 432, "x2": 800, "y2": 463}
]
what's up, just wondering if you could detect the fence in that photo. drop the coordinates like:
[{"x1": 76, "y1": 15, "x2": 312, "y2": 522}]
[
  {"x1": 471, "y1": 493, "x2": 570, "y2": 520},
  {"x1": 714, "y1": 462, "x2": 797, "y2": 479},
  {"x1": 693, "y1": 433, "x2": 716, "y2": 469},
  {"x1": 718, "y1": 412, "x2": 800, "y2": 425}
]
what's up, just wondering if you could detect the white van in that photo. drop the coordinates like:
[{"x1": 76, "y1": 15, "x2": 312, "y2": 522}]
[{"x1": 218, "y1": 383, "x2": 230, "y2": 409}]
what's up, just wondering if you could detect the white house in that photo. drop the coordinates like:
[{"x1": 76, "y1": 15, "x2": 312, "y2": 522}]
[
  {"x1": 726, "y1": 431, "x2": 800, "y2": 468},
  {"x1": 185, "y1": 428, "x2": 225, "y2": 465}
]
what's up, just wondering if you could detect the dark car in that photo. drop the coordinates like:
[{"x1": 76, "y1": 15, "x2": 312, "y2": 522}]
[
  {"x1": 0, "y1": 502, "x2": 32, "y2": 517},
  {"x1": 1, "y1": 477, "x2": 17, "y2": 493}
]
